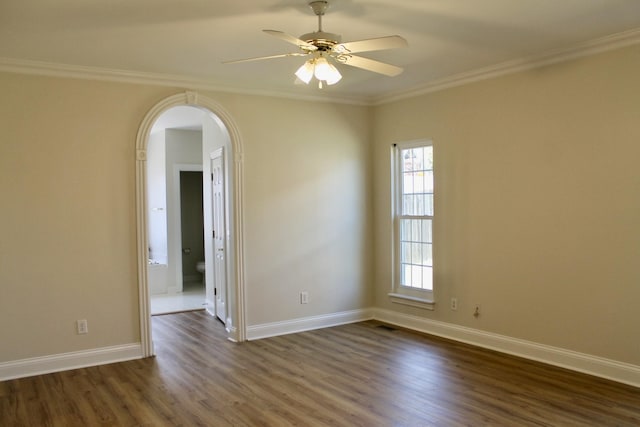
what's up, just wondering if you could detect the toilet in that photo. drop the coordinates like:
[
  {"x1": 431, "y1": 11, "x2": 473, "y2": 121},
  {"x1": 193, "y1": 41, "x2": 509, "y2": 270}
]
[{"x1": 196, "y1": 261, "x2": 205, "y2": 286}]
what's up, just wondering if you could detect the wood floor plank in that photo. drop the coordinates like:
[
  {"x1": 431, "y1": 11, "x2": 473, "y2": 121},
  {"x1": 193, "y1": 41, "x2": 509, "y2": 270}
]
[{"x1": 2, "y1": 311, "x2": 639, "y2": 426}]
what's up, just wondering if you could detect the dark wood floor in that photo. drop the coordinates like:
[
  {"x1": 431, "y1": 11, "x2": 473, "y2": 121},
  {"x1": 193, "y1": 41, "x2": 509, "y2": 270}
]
[{"x1": 1, "y1": 311, "x2": 639, "y2": 426}]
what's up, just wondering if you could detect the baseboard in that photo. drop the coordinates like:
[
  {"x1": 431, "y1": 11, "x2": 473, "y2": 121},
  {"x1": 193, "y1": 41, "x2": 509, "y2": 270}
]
[
  {"x1": 246, "y1": 308, "x2": 374, "y2": 341},
  {"x1": 4, "y1": 312, "x2": 636, "y2": 388},
  {"x1": 0, "y1": 343, "x2": 144, "y2": 381},
  {"x1": 372, "y1": 308, "x2": 640, "y2": 388}
]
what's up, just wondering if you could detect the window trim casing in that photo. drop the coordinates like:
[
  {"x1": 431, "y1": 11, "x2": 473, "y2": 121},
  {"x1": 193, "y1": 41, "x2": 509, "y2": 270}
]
[{"x1": 389, "y1": 140, "x2": 435, "y2": 310}]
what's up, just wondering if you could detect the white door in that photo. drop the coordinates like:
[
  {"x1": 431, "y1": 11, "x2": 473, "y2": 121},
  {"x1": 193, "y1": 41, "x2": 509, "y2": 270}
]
[{"x1": 211, "y1": 150, "x2": 227, "y2": 322}]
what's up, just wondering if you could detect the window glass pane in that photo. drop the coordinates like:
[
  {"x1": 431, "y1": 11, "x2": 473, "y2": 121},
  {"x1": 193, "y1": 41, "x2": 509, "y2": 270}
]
[
  {"x1": 402, "y1": 264, "x2": 412, "y2": 287},
  {"x1": 402, "y1": 195, "x2": 413, "y2": 215},
  {"x1": 401, "y1": 241, "x2": 411, "y2": 263},
  {"x1": 422, "y1": 219, "x2": 432, "y2": 243},
  {"x1": 422, "y1": 266, "x2": 433, "y2": 290},
  {"x1": 411, "y1": 219, "x2": 421, "y2": 242},
  {"x1": 407, "y1": 195, "x2": 420, "y2": 215},
  {"x1": 423, "y1": 171, "x2": 434, "y2": 193},
  {"x1": 400, "y1": 220, "x2": 410, "y2": 241},
  {"x1": 412, "y1": 172, "x2": 422, "y2": 193},
  {"x1": 424, "y1": 195, "x2": 433, "y2": 216},
  {"x1": 402, "y1": 150, "x2": 414, "y2": 172},
  {"x1": 403, "y1": 171, "x2": 414, "y2": 194},
  {"x1": 411, "y1": 264, "x2": 423, "y2": 287},
  {"x1": 424, "y1": 146, "x2": 433, "y2": 170},
  {"x1": 411, "y1": 242, "x2": 422, "y2": 264},
  {"x1": 413, "y1": 147, "x2": 424, "y2": 172},
  {"x1": 423, "y1": 243, "x2": 433, "y2": 266}
]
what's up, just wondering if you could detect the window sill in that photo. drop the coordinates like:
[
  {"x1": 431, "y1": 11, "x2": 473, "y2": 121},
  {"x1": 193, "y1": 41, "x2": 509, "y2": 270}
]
[{"x1": 388, "y1": 293, "x2": 435, "y2": 311}]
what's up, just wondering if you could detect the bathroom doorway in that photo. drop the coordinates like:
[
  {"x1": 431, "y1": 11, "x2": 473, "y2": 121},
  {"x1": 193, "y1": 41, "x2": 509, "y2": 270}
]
[
  {"x1": 146, "y1": 107, "x2": 208, "y2": 315},
  {"x1": 149, "y1": 168, "x2": 207, "y2": 315}
]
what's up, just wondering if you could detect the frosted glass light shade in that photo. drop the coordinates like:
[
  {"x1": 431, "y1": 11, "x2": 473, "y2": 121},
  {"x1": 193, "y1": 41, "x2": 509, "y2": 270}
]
[
  {"x1": 295, "y1": 61, "x2": 315, "y2": 84},
  {"x1": 324, "y1": 63, "x2": 342, "y2": 85},
  {"x1": 313, "y1": 57, "x2": 342, "y2": 85},
  {"x1": 313, "y1": 57, "x2": 331, "y2": 80}
]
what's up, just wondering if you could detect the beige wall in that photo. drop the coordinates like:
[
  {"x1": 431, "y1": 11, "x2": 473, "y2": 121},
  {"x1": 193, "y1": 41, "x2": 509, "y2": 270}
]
[
  {"x1": 237, "y1": 96, "x2": 373, "y2": 325},
  {"x1": 372, "y1": 45, "x2": 640, "y2": 365},
  {"x1": 0, "y1": 75, "x2": 165, "y2": 362},
  {"x1": 0, "y1": 73, "x2": 372, "y2": 362}
]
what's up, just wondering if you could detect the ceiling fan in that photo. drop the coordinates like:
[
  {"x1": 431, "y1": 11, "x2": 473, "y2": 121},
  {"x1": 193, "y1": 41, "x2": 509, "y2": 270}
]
[{"x1": 223, "y1": 1, "x2": 408, "y2": 88}]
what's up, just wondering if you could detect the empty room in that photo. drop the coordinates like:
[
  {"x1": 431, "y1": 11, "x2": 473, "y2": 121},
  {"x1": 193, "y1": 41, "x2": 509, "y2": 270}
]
[{"x1": 1, "y1": 0, "x2": 639, "y2": 425}]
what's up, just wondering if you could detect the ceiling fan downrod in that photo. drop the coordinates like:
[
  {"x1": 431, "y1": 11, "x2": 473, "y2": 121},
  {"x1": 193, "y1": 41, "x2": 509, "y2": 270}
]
[
  {"x1": 309, "y1": 1, "x2": 329, "y2": 32},
  {"x1": 299, "y1": 1, "x2": 341, "y2": 50}
]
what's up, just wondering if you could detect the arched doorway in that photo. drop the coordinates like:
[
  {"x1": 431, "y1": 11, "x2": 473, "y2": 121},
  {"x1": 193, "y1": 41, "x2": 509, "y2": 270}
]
[{"x1": 135, "y1": 91, "x2": 246, "y2": 356}]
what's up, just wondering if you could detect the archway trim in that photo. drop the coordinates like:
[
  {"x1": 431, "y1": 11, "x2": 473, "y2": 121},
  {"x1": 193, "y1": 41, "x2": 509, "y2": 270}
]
[{"x1": 135, "y1": 91, "x2": 246, "y2": 356}]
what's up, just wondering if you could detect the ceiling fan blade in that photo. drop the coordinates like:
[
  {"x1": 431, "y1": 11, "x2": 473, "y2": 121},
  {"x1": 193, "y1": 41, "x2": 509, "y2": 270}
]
[
  {"x1": 340, "y1": 55, "x2": 404, "y2": 77},
  {"x1": 336, "y1": 35, "x2": 408, "y2": 54},
  {"x1": 223, "y1": 52, "x2": 308, "y2": 64},
  {"x1": 263, "y1": 30, "x2": 318, "y2": 51}
]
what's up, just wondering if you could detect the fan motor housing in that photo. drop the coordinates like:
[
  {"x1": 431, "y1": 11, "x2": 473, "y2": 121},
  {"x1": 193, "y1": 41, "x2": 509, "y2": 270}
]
[{"x1": 300, "y1": 31, "x2": 342, "y2": 50}]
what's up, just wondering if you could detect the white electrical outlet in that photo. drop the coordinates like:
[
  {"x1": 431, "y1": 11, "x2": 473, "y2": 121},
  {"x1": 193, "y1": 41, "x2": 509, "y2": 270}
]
[
  {"x1": 76, "y1": 319, "x2": 88, "y2": 334},
  {"x1": 450, "y1": 297, "x2": 458, "y2": 311},
  {"x1": 300, "y1": 291, "x2": 309, "y2": 304}
]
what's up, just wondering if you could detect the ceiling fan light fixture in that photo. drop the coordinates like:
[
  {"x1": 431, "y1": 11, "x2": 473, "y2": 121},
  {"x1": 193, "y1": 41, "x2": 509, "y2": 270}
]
[
  {"x1": 295, "y1": 60, "x2": 315, "y2": 84},
  {"x1": 225, "y1": 1, "x2": 406, "y2": 88},
  {"x1": 294, "y1": 56, "x2": 342, "y2": 87}
]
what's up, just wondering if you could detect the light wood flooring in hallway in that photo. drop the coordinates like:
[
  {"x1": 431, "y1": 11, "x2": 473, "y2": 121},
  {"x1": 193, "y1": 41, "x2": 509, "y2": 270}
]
[{"x1": 1, "y1": 311, "x2": 639, "y2": 426}]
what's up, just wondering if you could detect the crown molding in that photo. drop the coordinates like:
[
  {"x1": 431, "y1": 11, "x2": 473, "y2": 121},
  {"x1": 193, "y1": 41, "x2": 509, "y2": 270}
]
[
  {"x1": 374, "y1": 27, "x2": 640, "y2": 105},
  {"x1": 1, "y1": 27, "x2": 639, "y2": 107},
  {"x1": 0, "y1": 57, "x2": 369, "y2": 106}
]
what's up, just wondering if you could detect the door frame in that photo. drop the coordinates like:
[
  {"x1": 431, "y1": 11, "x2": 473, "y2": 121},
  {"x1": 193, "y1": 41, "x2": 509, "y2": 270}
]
[{"x1": 135, "y1": 91, "x2": 246, "y2": 356}]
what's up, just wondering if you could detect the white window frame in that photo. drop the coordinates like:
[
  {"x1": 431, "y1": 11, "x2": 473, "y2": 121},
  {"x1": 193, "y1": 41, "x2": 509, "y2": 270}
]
[{"x1": 389, "y1": 140, "x2": 435, "y2": 310}]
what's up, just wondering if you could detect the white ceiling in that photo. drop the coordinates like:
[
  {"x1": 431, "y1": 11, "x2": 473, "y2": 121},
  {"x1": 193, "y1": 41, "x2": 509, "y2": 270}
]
[{"x1": 1, "y1": 0, "x2": 639, "y2": 103}]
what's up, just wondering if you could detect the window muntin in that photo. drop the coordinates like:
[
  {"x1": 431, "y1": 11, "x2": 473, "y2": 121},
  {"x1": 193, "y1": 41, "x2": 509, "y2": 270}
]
[{"x1": 395, "y1": 143, "x2": 433, "y2": 292}]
